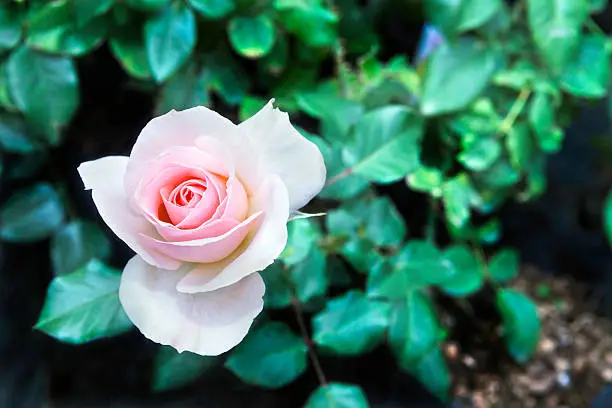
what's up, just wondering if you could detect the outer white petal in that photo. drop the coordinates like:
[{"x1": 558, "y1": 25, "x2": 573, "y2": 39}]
[
  {"x1": 176, "y1": 174, "x2": 289, "y2": 293},
  {"x1": 77, "y1": 156, "x2": 180, "y2": 270},
  {"x1": 119, "y1": 255, "x2": 265, "y2": 356},
  {"x1": 238, "y1": 99, "x2": 326, "y2": 211}
]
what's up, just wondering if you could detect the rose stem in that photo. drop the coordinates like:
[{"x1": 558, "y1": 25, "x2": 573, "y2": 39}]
[{"x1": 291, "y1": 297, "x2": 328, "y2": 387}]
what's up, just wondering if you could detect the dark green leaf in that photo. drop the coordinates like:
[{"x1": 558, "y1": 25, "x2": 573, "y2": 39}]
[
  {"x1": 281, "y1": 218, "x2": 321, "y2": 265},
  {"x1": 528, "y1": 91, "x2": 560, "y2": 153},
  {"x1": 421, "y1": 38, "x2": 500, "y2": 115},
  {"x1": 260, "y1": 32, "x2": 288, "y2": 75},
  {"x1": 589, "y1": 0, "x2": 607, "y2": 13},
  {"x1": 406, "y1": 166, "x2": 443, "y2": 197},
  {"x1": 343, "y1": 106, "x2": 423, "y2": 183},
  {"x1": 35, "y1": 259, "x2": 133, "y2": 344},
  {"x1": 439, "y1": 245, "x2": 483, "y2": 297},
  {"x1": 228, "y1": 15, "x2": 275, "y2": 59},
  {"x1": 7, "y1": 46, "x2": 79, "y2": 143},
  {"x1": 409, "y1": 348, "x2": 451, "y2": 400},
  {"x1": 506, "y1": 122, "x2": 537, "y2": 171},
  {"x1": 389, "y1": 292, "x2": 441, "y2": 366},
  {"x1": 0, "y1": 183, "x2": 64, "y2": 242},
  {"x1": 152, "y1": 345, "x2": 216, "y2": 391},
  {"x1": 527, "y1": 0, "x2": 589, "y2": 72},
  {"x1": 205, "y1": 50, "x2": 250, "y2": 105},
  {"x1": 126, "y1": 0, "x2": 170, "y2": 11},
  {"x1": 305, "y1": 383, "x2": 370, "y2": 408},
  {"x1": 313, "y1": 290, "x2": 390, "y2": 355},
  {"x1": 275, "y1": 0, "x2": 338, "y2": 48},
  {"x1": 604, "y1": 189, "x2": 612, "y2": 247},
  {"x1": 261, "y1": 262, "x2": 293, "y2": 309},
  {"x1": 560, "y1": 34, "x2": 609, "y2": 98},
  {"x1": 442, "y1": 174, "x2": 472, "y2": 229},
  {"x1": 361, "y1": 196, "x2": 406, "y2": 247},
  {"x1": 497, "y1": 288, "x2": 541, "y2": 363},
  {"x1": 290, "y1": 246, "x2": 329, "y2": 303},
  {"x1": 51, "y1": 221, "x2": 112, "y2": 276},
  {"x1": 0, "y1": 113, "x2": 40, "y2": 153},
  {"x1": 155, "y1": 60, "x2": 210, "y2": 115},
  {"x1": 340, "y1": 237, "x2": 383, "y2": 274},
  {"x1": 110, "y1": 27, "x2": 154, "y2": 80},
  {"x1": 458, "y1": 138, "x2": 502, "y2": 171},
  {"x1": 425, "y1": 0, "x2": 502, "y2": 35},
  {"x1": 0, "y1": 4, "x2": 21, "y2": 50},
  {"x1": 0, "y1": 60, "x2": 17, "y2": 111},
  {"x1": 188, "y1": 0, "x2": 235, "y2": 19},
  {"x1": 225, "y1": 321, "x2": 307, "y2": 388},
  {"x1": 488, "y1": 249, "x2": 519, "y2": 283},
  {"x1": 27, "y1": 15, "x2": 107, "y2": 56},
  {"x1": 73, "y1": 0, "x2": 114, "y2": 26},
  {"x1": 145, "y1": 3, "x2": 196, "y2": 82}
]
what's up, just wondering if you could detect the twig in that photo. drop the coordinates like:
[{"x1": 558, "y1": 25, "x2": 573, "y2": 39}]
[
  {"x1": 324, "y1": 168, "x2": 353, "y2": 188},
  {"x1": 291, "y1": 297, "x2": 328, "y2": 387},
  {"x1": 498, "y1": 87, "x2": 531, "y2": 135}
]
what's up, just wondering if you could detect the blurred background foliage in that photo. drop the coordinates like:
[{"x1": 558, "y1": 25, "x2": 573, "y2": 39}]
[{"x1": 4, "y1": 0, "x2": 612, "y2": 407}]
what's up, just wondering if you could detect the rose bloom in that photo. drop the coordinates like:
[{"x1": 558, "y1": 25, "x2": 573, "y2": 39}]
[{"x1": 78, "y1": 100, "x2": 325, "y2": 355}]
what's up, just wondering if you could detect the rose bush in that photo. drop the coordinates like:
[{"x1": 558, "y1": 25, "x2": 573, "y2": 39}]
[{"x1": 77, "y1": 100, "x2": 326, "y2": 356}]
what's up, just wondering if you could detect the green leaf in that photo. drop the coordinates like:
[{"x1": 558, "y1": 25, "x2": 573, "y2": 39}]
[
  {"x1": 73, "y1": 0, "x2": 114, "y2": 26},
  {"x1": 406, "y1": 166, "x2": 443, "y2": 197},
  {"x1": 340, "y1": 238, "x2": 383, "y2": 274},
  {"x1": 0, "y1": 60, "x2": 17, "y2": 111},
  {"x1": 145, "y1": 3, "x2": 196, "y2": 82},
  {"x1": 239, "y1": 96, "x2": 267, "y2": 121},
  {"x1": 361, "y1": 197, "x2": 406, "y2": 247},
  {"x1": 497, "y1": 288, "x2": 541, "y2": 363},
  {"x1": 442, "y1": 174, "x2": 472, "y2": 229},
  {"x1": 421, "y1": 38, "x2": 500, "y2": 115},
  {"x1": 0, "y1": 113, "x2": 40, "y2": 153},
  {"x1": 560, "y1": 34, "x2": 609, "y2": 98},
  {"x1": 51, "y1": 221, "x2": 112, "y2": 276},
  {"x1": 409, "y1": 348, "x2": 451, "y2": 400},
  {"x1": 528, "y1": 91, "x2": 561, "y2": 153},
  {"x1": 228, "y1": 15, "x2": 275, "y2": 59},
  {"x1": 155, "y1": 60, "x2": 210, "y2": 115},
  {"x1": 205, "y1": 50, "x2": 250, "y2": 105},
  {"x1": 313, "y1": 290, "x2": 390, "y2": 355},
  {"x1": 290, "y1": 246, "x2": 329, "y2": 303},
  {"x1": 110, "y1": 27, "x2": 153, "y2": 80},
  {"x1": 261, "y1": 261, "x2": 293, "y2": 309},
  {"x1": 0, "y1": 4, "x2": 21, "y2": 50},
  {"x1": 605, "y1": 190, "x2": 612, "y2": 247},
  {"x1": 281, "y1": 218, "x2": 321, "y2": 265},
  {"x1": 305, "y1": 383, "x2": 370, "y2": 408},
  {"x1": 458, "y1": 138, "x2": 502, "y2": 171},
  {"x1": 506, "y1": 122, "x2": 537, "y2": 171},
  {"x1": 439, "y1": 245, "x2": 484, "y2": 297},
  {"x1": 126, "y1": 0, "x2": 170, "y2": 11},
  {"x1": 27, "y1": 15, "x2": 107, "y2": 56},
  {"x1": 188, "y1": 0, "x2": 235, "y2": 19},
  {"x1": 7, "y1": 47, "x2": 79, "y2": 143},
  {"x1": 225, "y1": 321, "x2": 307, "y2": 388},
  {"x1": 589, "y1": 0, "x2": 607, "y2": 13},
  {"x1": 488, "y1": 249, "x2": 519, "y2": 283},
  {"x1": 389, "y1": 292, "x2": 441, "y2": 367},
  {"x1": 343, "y1": 106, "x2": 423, "y2": 183},
  {"x1": 261, "y1": 32, "x2": 288, "y2": 75},
  {"x1": 0, "y1": 183, "x2": 64, "y2": 242},
  {"x1": 152, "y1": 346, "x2": 216, "y2": 392},
  {"x1": 35, "y1": 259, "x2": 133, "y2": 344},
  {"x1": 425, "y1": 0, "x2": 502, "y2": 36},
  {"x1": 367, "y1": 241, "x2": 452, "y2": 298},
  {"x1": 527, "y1": 0, "x2": 589, "y2": 72},
  {"x1": 275, "y1": 0, "x2": 338, "y2": 48},
  {"x1": 311, "y1": 137, "x2": 369, "y2": 200}
]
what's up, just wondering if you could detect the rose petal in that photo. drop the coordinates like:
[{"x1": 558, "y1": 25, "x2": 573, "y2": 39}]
[
  {"x1": 176, "y1": 174, "x2": 289, "y2": 293},
  {"x1": 238, "y1": 99, "x2": 326, "y2": 211},
  {"x1": 119, "y1": 255, "x2": 264, "y2": 356},
  {"x1": 77, "y1": 156, "x2": 180, "y2": 270},
  {"x1": 124, "y1": 108, "x2": 238, "y2": 194},
  {"x1": 139, "y1": 211, "x2": 262, "y2": 264}
]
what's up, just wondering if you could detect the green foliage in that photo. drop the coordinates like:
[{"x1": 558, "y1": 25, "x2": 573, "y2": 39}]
[
  {"x1": 35, "y1": 260, "x2": 133, "y2": 344},
  {"x1": 305, "y1": 383, "x2": 370, "y2": 408},
  {"x1": 50, "y1": 221, "x2": 112, "y2": 276},
  {"x1": 497, "y1": 289, "x2": 541, "y2": 363},
  {"x1": 225, "y1": 321, "x2": 308, "y2": 388},
  {"x1": 152, "y1": 346, "x2": 216, "y2": 392},
  {"x1": 0, "y1": 183, "x2": 65, "y2": 242}
]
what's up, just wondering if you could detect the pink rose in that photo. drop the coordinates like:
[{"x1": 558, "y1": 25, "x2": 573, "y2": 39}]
[{"x1": 77, "y1": 101, "x2": 325, "y2": 355}]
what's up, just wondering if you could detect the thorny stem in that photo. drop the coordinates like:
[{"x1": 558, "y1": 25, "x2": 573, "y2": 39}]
[
  {"x1": 498, "y1": 87, "x2": 531, "y2": 135},
  {"x1": 324, "y1": 168, "x2": 353, "y2": 188},
  {"x1": 291, "y1": 297, "x2": 328, "y2": 387}
]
